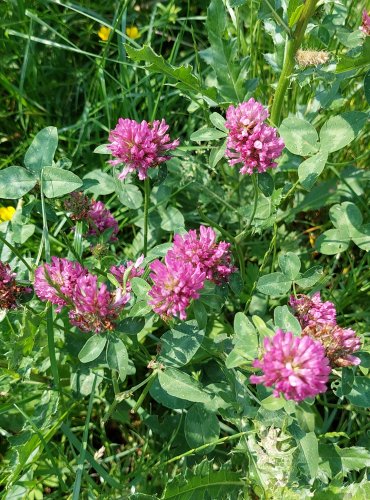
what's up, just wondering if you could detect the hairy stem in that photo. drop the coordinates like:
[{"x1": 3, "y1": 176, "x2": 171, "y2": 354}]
[{"x1": 270, "y1": 0, "x2": 319, "y2": 125}]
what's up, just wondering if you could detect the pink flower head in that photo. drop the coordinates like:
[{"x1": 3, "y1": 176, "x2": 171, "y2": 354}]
[
  {"x1": 110, "y1": 255, "x2": 145, "y2": 292},
  {"x1": 0, "y1": 261, "x2": 29, "y2": 309},
  {"x1": 108, "y1": 118, "x2": 180, "y2": 180},
  {"x1": 148, "y1": 254, "x2": 206, "y2": 321},
  {"x1": 289, "y1": 292, "x2": 336, "y2": 328},
  {"x1": 250, "y1": 329, "x2": 331, "y2": 402},
  {"x1": 69, "y1": 273, "x2": 130, "y2": 333},
  {"x1": 87, "y1": 200, "x2": 119, "y2": 242},
  {"x1": 302, "y1": 323, "x2": 361, "y2": 368},
  {"x1": 34, "y1": 257, "x2": 88, "y2": 311},
  {"x1": 360, "y1": 10, "x2": 370, "y2": 36},
  {"x1": 225, "y1": 98, "x2": 284, "y2": 175},
  {"x1": 168, "y1": 225, "x2": 235, "y2": 284}
]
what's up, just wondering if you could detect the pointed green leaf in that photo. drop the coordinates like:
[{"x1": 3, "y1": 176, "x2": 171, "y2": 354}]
[
  {"x1": 24, "y1": 126, "x2": 58, "y2": 175},
  {"x1": 78, "y1": 335, "x2": 107, "y2": 363}
]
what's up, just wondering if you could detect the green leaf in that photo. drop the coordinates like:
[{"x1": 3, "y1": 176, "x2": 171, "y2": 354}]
[
  {"x1": 203, "y1": 0, "x2": 251, "y2": 101},
  {"x1": 125, "y1": 44, "x2": 217, "y2": 104},
  {"x1": 158, "y1": 368, "x2": 211, "y2": 404},
  {"x1": 78, "y1": 335, "x2": 107, "y2": 363},
  {"x1": 346, "y1": 377, "x2": 370, "y2": 407},
  {"x1": 351, "y1": 223, "x2": 370, "y2": 251},
  {"x1": 298, "y1": 150, "x2": 328, "y2": 190},
  {"x1": 279, "y1": 252, "x2": 301, "y2": 280},
  {"x1": 42, "y1": 167, "x2": 83, "y2": 198},
  {"x1": 159, "y1": 321, "x2": 205, "y2": 368},
  {"x1": 106, "y1": 338, "x2": 128, "y2": 381},
  {"x1": 192, "y1": 300, "x2": 208, "y2": 330},
  {"x1": 257, "y1": 272, "x2": 292, "y2": 296},
  {"x1": 274, "y1": 305, "x2": 301, "y2": 335},
  {"x1": 129, "y1": 300, "x2": 152, "y2": 317},
  {"x1": 130, "y1": 277, "x2": 151, "y2": 298},
  {"x1": 295, "y1": 265, "x2": 323, "y2": 288},
  {"x1": 93, "y1": 144, "x2": 111, "y2": 154},
  {"x1": 299, "y1": 432, "x2": 319, "y2": 478},
  {"x1": 364, "y1": 69, "x2": 370, "y2": 105},
  {"x1": 315, "y1": 229, "x2": 350, "y2": 255},
  {"x1": 209, "y1": 140, "x2": 227, "y2": 168},
  {"x1": 329, "y1": 202, "x2": 363, "y2": 237},
  {"x1": 190, "y1": 127, "x2": 227, "y2": 142},
  {"x1": 163, "y1": 470, "x2": 244, "y2": 499},
  {"x1": 24, "y1": 126, "x2": 58, "y2": 175},
  {"x1": 258, "y1": 172, "x2": 274, "y2": 197},
  {"x1": 279, "y1": 117, "x2": 319, "y2": 156},
  {"x1": 12, "y1": 223, "x2": 35, "y2": 244},
  {"x1": 225, "y1": 313, "x2": 258, "y2": 368},
  {"x1": 320, "y1": 112, "x2": 368, "y2": 154},
  {"x1": 116, "y1": 183, "x2": 143, "y2": 209},
  {"x1": 288, "y1": 4, "x2": 304, "y2": 27},
  {"x1": 0, "y1": 166, "x2": 37, "y2": 199},
  {"x1": 334, "y1": 445, "x2": 370, "y2": 472},
  {"x1": 83, "y1": 169, "x2": 115, "y2": 196},
  {"x1": 149, "y1": 378, "x2": 192, "y2": 410},
  {"x1": 185, "y1": 403, "x2": 220, "y2": 453},
  {"x1": 260, "y1": 394, "x2": 285, "y2": 411},
  {"x1": 116, "y1": 317, "x2": 145, "y2": 335},
  {"x1": 252, "y1": 315, "x2": 275, "y2": 339},
  {"x1": 160, "y1": 206, "x2": 184, "y2": 232},
  {"x1": 209, "y1": 112, "x2": 227, "y2": 132},
  {"x1": 336, "y1": 37, "x2": 370, "y2": 73}
]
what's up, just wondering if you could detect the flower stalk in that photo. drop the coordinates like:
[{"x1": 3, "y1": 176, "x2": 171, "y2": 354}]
[{"x1": 270, "y1": 0, "x2": 320, "y2": 126}]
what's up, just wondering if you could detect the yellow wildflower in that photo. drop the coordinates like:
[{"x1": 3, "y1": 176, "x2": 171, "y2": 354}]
[
  {"x1": 0, "y1": 206, "x2": 16, "y2": 222},
  {"x1": 126, "y1": 26, "x2": 140, "y2": 39},
  {"x1": 98, "y1": 25, "x2": 111, "y2": 41}
]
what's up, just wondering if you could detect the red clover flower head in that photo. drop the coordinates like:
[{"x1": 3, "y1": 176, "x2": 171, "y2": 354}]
[
  {"x1": 87, "y1": 200, "x2": 119, "y2": 241},
  {"x1": 69, "y1": 273, "x2": 130, "y2": 333},
  {"x1": 169, "y1": 225, "x2": 235, "y2": 283},
  {"x1": 302, "y1": 323, "x2": 361, "y2": 368},
  {"x1": 63, "y1": 191, "x2": 90, "y2": 221},
  {"x1": 289, "y1": 292, "x2": 337, "y2": 328},
  {"x1": 108, "y1": 118, "x2": 179, "y2": 180},
  {"x1": 360, "y1": 10, "x2": 370, "y2": 36},
  {"x1": 148, "y1": 254, "x2": 206, "y2": 321},
  {"x1": 250, "y1": 329, "x2": 331, "y2": 402},
  {"x1": 225, "y1": 98, "x2": 284, "y2": 175},
  {"x1": 0, "y1": 261, "x2": 30, "y2": 309},
  {"x1": 34, "y1": 257, "x2": 88, "y2": 311}
]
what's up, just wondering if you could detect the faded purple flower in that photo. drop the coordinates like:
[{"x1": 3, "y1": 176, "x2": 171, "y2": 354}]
[
  {"x1": 360, "y1": 9, "x2": 370, "y2": 36},
  {"x1": 169, "y1": 225, "x2": 235, "y2": 284},
  {"x1": 289, "y1": 292, "x2": 337, "y2": 328},
  {"x1": 250, "y1": 329, "x2": 331, "y2": 402},
  {"x1": 69, "y1": 273, "x2": 130, "y2": 333},
  {"x1": 87, "y1": 200, "x2": 119, "y2": 242},
  {"x1": 225, "y1": 98, "x2": 284, "y2": 175},
  {"x1": 0, "y1": 261, "x2": 30, "y2": 309},
  {"x1": 302, "y1": 323, "x2": 361, "y2": 368},
  {"x1": 108, "y1": 118, "x2": 179, "y2": 180},
  {"x1": 148, "y1": 254, "x2": 205, "y2": 321},
  {"x1": 110, "y1": 255, "x2": 145, "y2": 292},
  {"x1": 34, "y1": 257, "x2": 88, "y2": 311},
  {"x1": 63, "y1": 191, "x2": 90, "y2": 221}
]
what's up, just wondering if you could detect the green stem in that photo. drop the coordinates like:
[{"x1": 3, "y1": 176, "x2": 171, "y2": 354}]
[
  {"x1": 235, "y1": 174, "x2": 258, "y2": 243},
  {"x1": 270, "y1": 0, "x2": 319, "y2": 125},
  {"x1": 156, "y1": 431, "x2": 249, "y2": 467},
  {"x1": 143, "y1": 177, "x2": 150, "y2": 256},
  {"x1": 0, "y1": 232, "x2": 32, "y2": 272},
  {"x1": 40, "y1": 173, "x2": 60, "y2": 390},
  {"x1": 131, "y1": 371, "x2": 157, "y2": 414}
]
